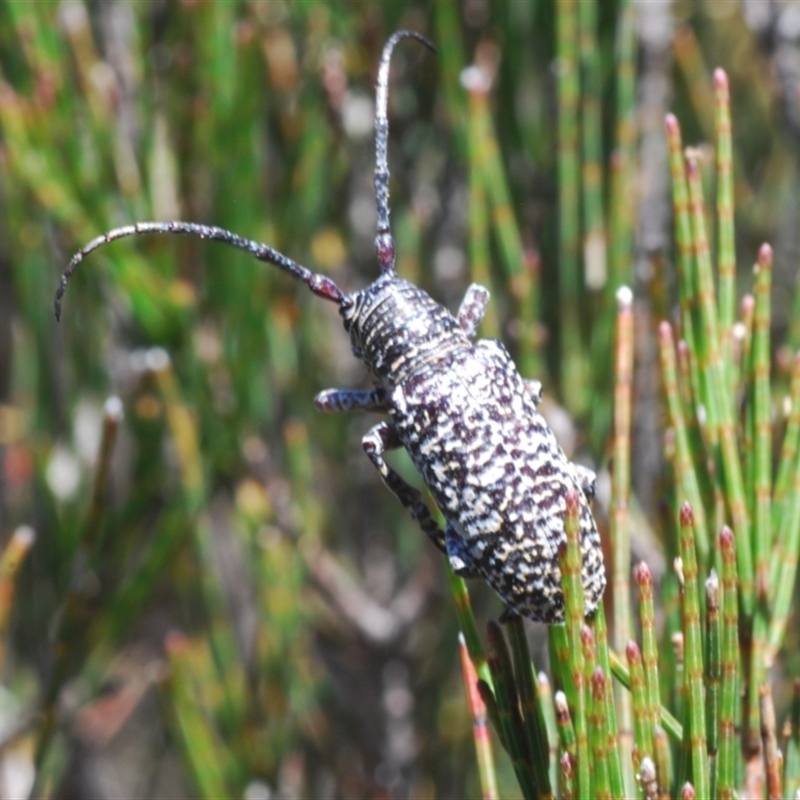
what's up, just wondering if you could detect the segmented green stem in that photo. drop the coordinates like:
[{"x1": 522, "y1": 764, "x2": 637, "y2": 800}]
[
  {"x1": 679, "y1": 503, "x2": 709, "y2": 799},
  {"x1": 447, "y1": 566, "x2": 492, "y2": 688},
  {"x1": 458, "y1": 634, "x2": 499, "y2": 800},
  {"x1": 658, "y1": 322, "x2": 709, "y2": 564},
  {"x1": 608, "y1": 650, "x2": 683, "y2": 742},
  {"x1": 559, "y1": 751, "x2": 575, "y2": 800},
  {"x1": 578, "y1": 0, "x2": 606, "y2": 291},
  {"x1": 717, "y1": 527, "x2": 739, "y2": 800},
  {"x1": 685, "y1": 154, "x2": 753, "y2": 616},
  {"x1": 665, "y1": 115, "x2": 700, "y2": 394},
  {"x1": 749, "y1": 243, "x2": 773, "y2": 752},
  {"x1": 466, "y1": 89, "x2": 500, "y2": 340},
  {"x1": 737, "y1": 294, "x2": 756, "y2": 401},
  {"x1": 634, "y1": 563, "x2": 662, "y2": 746},
  {"x1": 627, "y1": 640, "x2": 653, "y2": 774},
  {"x1": 771, "y1": 351, "x2": 800, "y2": 537},
  {"x1": 608, "y1": 0, "x2": 637, "y2": 291},
  {"x1": 556, "y1": 0, "x2": 588, "y2": 416},
  {"x1": 653, "y1": 726, "x2": 673, "y2": 800},
  {"x1": 555, "y1": 689, "x2": 578, "y2": 765},
  {"x1": 766, "y1": 396, "x2": 800, "y2": 653},
  {"x1": 705, "y1": 570, "x2": 721, "y2": 799},
  {"x1": 714, "y1": 68, "x2": 736, "y2": 389},
  {"x1": 538, "y1": 672, "x2": 559, "y2": 793},
  {"x1": 560, "y1": 489, "x2": 590, "y2": 799},
  {"x1": 589, "y1": 605, "x2": 623, "y2": 798},
  {"x1": 590, "y1": 668, "x2": 612, "y2": 799},
  {"x1": 685, "y1": 151, "x2": 722, "y2": 448},
  {"x1": 611, "y1": 286, "x2": 635, "y2": 795}
]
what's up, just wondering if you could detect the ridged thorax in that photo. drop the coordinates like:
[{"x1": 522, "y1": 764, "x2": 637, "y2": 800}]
[{"x1": 340, "y1": 275, "x2": 470, "y2": 384}]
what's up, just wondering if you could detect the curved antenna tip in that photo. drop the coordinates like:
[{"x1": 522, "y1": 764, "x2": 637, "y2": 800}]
[{"x1": 374, "y1": 31, "x2": 436, "y2": 275}]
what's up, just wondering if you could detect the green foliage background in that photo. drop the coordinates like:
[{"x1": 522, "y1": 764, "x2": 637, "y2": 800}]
[{"x1": 0, "y1": 1, "x2": 799, "y2": 798}]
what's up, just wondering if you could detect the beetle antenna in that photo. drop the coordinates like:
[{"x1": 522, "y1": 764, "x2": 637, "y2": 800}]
[
  {"x1": 374, "y1": 30, "x2": 435, "y2": 275},
  {"x1": 54, "y1": 221, "x2": 344, "y2": 321}
]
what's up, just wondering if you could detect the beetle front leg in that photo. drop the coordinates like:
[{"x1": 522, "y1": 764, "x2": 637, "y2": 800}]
[
  {"x1": 457, "y1": 283, "x2": 490, "y2": 339},
  {"x1": 314, "y1": 388, "x2": 387, "y2": 414},
  {"x1": 362, "y1": 422, "x2": 446, "y2": 553},
  {"x1": 574, "y1": 464, "x2": 597, "y2": 501}
]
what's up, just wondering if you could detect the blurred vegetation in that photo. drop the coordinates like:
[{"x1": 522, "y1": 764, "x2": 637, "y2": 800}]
[{"x1": 1, "y1": 0, "x2": 800, "y2": 798}]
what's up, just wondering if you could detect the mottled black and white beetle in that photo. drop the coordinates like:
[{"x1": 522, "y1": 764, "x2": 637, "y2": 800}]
[{"x1": 55, "y1": 31, "x2": 605, "y2": 623}]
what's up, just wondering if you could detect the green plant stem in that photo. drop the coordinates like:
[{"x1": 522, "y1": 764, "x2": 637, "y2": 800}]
[
  {"x1": 560, "y1": 489, "x2": 590, "y2": 799},
  {"x1": 556, "y1": 0, "x2": 588, "y2": 416},
  {"x1": 458, "y1": 634, "x2": 499, "y2": 800},
  {"x1": 714, "y1": 69, "x2": 736, "y2": 391},
  {"x1": 679, "y1": 502, "x2": 709, "y2": 799},
  {"x1": 717, "y1": 527, "x2": 739, "y2": 800}
]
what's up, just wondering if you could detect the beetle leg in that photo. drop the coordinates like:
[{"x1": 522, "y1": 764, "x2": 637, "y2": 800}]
[
  {"x1": 362, "y1": 422, "x2": 446, "y2": 553},
  {"x1": 314, "y1": 388, "x2": 387, "y2": 414},
  {"x1": 524, "y1": 379, "x2": 543, "y2": 406},
  {"x1": 457, "y1": 283, "x2": 490, "y2": 339},
  {"x1": 445, "y1": 524, "x2": 482, "y2": 578},
  {"x1": 574, "y1": 464, "x2": 597, "y2": 501}
]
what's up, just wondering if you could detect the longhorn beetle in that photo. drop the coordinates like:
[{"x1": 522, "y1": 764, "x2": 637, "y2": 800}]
[{"x1": 54, "y1": 31, "x2": 605, "y2": 623}]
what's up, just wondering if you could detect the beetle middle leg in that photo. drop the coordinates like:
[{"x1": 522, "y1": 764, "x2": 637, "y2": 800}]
[
  {"x1": 574, "y1": 464, "x2": 597, "y2": 501},
  {"x1": 362, "y1": 422, "x2": 446, "y2": 554},
  {"x1": 314, "y1": 388, "x2": 387, "y2": 414}
]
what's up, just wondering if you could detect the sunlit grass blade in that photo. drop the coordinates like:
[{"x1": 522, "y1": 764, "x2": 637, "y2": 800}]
[
  {"x1": 485, "y1": 621, "x2": 537, "y2": 800},
  {"x1": 506, "y1": 615, "x2": 551, "y2": 797},
  {"x1": 165, "y1": 631, "x2": 235, "y2": 799},
  {"x1": 0, "y1": 526, "x2": 35, "y2": 675}
]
